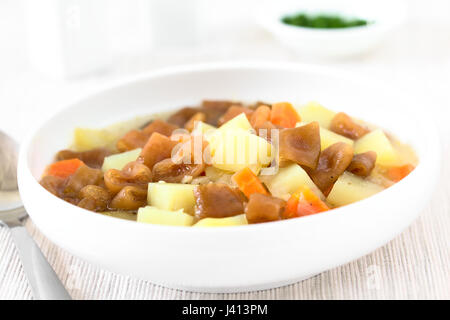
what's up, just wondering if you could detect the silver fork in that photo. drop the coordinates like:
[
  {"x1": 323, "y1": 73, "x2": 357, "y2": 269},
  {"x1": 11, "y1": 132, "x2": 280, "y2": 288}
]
[{"x1": 0, "y1": 131, "x2": 71, "y2": 300}]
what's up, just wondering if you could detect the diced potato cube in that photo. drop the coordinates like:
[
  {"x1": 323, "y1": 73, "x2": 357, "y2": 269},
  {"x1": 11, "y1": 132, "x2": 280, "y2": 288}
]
[
  {"x1": 148, "y1": 182, "x2": 196, "y2": 215},
  {"x1": 101, "y1": 148, "x2": 141, "y2": 172},
  {"x1": 207, "y1": 113, "x2": 253, "y2": 150},
  {"x1": 297, "y1": 102, "x2": 336, "y2": 129},
  {"x1": 73, "y1": 128, "x2": 116, "y2": 152},
  {"x1": 354, "y1": 129, "x2": 397, "y2": 165},
  {"x1": 209, "y1": 129, "x2": 271, "y2": 173},
  {"x1": 219, "y1": 113, "x2": 252, "y2": 131},
  {"x1": 326, "y1": 172, "x2": 384, "y2": 207},
  {"x1": 296, "y1": 122, "x2": 353, "y2": 151},
  {"x1": 264, "y1": 163, "x2": 324, "y2": 200},
  {"x1": 137, "y1": 206, "x2": 194, "y2": 226},
  {"x1": 72, "y1": 117, "x2": 151, "y2": 151},
  {"x1": 319, "y1": 126, "x2": 354, "y2": 150},
  {"x1": 192, "y1": 121, "x2": 216, "y2": 136},
  {"x1": 193, "y1": 214, "x2": 248, "y2": 227}
]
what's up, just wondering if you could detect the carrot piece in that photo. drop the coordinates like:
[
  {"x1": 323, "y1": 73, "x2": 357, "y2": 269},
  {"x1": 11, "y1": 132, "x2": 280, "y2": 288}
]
[
  {"x1": 270, "y1": 102, "x2": 301, "y2": 128},
  {"x1": 46, "y1": 159, "x2": 84, "y2": 178},
  {"x1": 387, "y1": 164, "x2": 415, "y2": 182},
  {"x1": 232, "y1": 167, "x2": 269, "y2": 198},
  {"x1": 283, "y1": 185, "x2": 329, "y2": 219}
]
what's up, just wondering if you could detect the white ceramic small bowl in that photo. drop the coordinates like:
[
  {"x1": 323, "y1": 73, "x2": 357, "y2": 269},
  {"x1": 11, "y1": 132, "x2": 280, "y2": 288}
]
[
  {"x1": 256, "y1": 0, "x2": 407, "y2": 58},
  {"x1": 18, "y1": 62, "x2": 439, "y2": 292}
]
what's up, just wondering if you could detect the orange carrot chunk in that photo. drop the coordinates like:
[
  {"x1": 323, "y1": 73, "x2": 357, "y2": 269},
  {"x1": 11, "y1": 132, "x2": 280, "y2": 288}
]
[
  {"x1": 387, "y1": 164, "x2": 415, "y2": 182},
  {"x1": 283, "y1": 185, "x2": 329, "y2": 219},
  {"x1": 46, "y1": 159, "x2": 85, "y2": 178},
  {"x1": 232, "y1": 167, "x2": 269, "y2": 198},
  {"x1": 270, "y1": 102, "x2": 301, "y2": 128}
]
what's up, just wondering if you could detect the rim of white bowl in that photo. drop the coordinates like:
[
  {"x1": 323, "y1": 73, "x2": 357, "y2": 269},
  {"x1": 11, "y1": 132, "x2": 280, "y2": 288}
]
[{"x1": 18, "y1": 61, "x2": 441, "y2": 235}]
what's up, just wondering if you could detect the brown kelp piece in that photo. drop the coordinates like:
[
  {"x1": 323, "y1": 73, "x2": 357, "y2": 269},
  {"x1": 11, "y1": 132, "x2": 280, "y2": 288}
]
[
  {"x1": 104, "y1": 161, "x2": 152, "y2": 195},
  {"x1": 217, "y1": 106, "x2": 254, "y2": 126},
  {"x1": 245, "y1": 193, "x2": 286, "y2": 224},
  {"x1": 279, "y1": 122, "x2": 321, "y2": 169},
  {"x1": 167, "y1": 107, "x2": 201, "y2": 127},
  {"x1": 139, "y1": 132, "x2": 178, "y2": 169},
  {"x1": 347, "y1": 151, "x2": 377, "y2": 177},
  {"x1": 306, "y1": 142, "x2": 354, "y2": 194},
  {"x1": 330, "y1": 112, "x2": 370, "y2": 140},
  {"x1": 152, "y1": 158, "x2": 205, "y2": 183},
  {"x1": 56, "y1": 148, "x2": 112, "y2": 169},
  {"x1": 194, "y1": 183, "x2": 245, "y2": 219},
  {"x1": 109, "y1": 186, "x2": 147, "y2": 211}
]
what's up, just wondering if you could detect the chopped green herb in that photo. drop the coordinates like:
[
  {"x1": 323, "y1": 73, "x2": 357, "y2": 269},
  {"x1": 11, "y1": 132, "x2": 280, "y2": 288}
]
[{"x1": 282, "y1": 13, "x2": 369, "y2": 29}]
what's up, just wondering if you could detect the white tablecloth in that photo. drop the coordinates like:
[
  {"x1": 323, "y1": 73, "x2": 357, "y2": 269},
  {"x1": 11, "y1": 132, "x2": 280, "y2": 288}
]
[{"x1": 0, "y1": 1, "x2": 449, "y2": 300}]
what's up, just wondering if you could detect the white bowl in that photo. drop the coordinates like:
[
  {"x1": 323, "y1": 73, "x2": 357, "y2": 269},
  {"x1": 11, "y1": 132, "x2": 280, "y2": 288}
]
[
  {"x1": 18, "y1": 62, "x2": 439, "y2": 293},
  {"x1": 256, "y1": 0, "x2": 407, "y2": 58}
]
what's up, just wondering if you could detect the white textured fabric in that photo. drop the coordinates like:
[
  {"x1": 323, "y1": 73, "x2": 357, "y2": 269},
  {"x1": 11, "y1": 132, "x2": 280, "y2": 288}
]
[{"x1": 0, "y1": 155, "x2": 449, "y2": 299}]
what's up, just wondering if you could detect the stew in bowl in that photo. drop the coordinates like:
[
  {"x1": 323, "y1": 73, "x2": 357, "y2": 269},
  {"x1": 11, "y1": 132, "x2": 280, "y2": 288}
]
[{"x1": 39, "y1": 100, "x2": 417, "y2": 227}]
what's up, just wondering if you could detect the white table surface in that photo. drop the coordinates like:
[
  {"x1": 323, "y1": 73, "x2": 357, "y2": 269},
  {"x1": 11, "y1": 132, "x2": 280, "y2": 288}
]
[{"x1": 0, "y1": 0, "x2": 449, "y2": 299}]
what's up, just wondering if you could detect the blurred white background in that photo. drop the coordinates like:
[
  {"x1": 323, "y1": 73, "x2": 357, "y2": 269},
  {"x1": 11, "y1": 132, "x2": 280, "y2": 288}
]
[
  {"x1": 0, "y1": 0, "x2": 449, "y2": 142},
  {"x1": 0, "y1": 0, "x2": 449, "y2": 300}
]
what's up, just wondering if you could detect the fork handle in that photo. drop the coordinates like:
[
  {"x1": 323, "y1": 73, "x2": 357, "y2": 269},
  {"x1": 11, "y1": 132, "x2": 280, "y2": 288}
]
[{"x1": 9, "y1": 225, "x2": 72, "y2": 300}]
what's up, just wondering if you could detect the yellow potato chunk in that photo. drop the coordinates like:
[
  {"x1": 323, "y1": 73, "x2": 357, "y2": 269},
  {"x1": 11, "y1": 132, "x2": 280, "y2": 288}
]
[
  {"x1": 148, "y1": 182, "x2": 196, "y2": 215},
  {"x1": 354, "y1": 129, "x2": 397, "y2": 166},
  {"x1": 296, "y1": 122, "x2": 353, "y2": 151},
  {"x1": 319, "y1": 126, "x2": 354, "y2": 150},
  {"x1": 326, "y1": 172, "x2": 384, "y2": 207},
  {"x1": 297, "y1": 102, "x2": 336, "y2": 129},
  {"x1": 101, "y1": 148, "x2": 141, "y2": 172},
  {"x1": 137, "y1": 206, "x2": 194, "y2": 226},
  {"x1": 73, "y1": 128, "x2": 116, "y2": 152},
  {"x1": 206, "y1": 113, "x2": 253, "y2": 153},
  {"x1": 192, "y1": 121, "x2": 216, "y2": 136},
  {"x1": 209, "y1": 129, "x2": 271, "y2": 173},
  {"x1": 73, "y1": 117, "x2": 151, "y2": 151},
  {"x1": 193, "y1": 214, "x2": 248, "y2": 227},
  {"x1": 219, "y1": 113, "x2": 252, "y2": 131},
  {"x1": 263, "y1": 163, "x2": 324, "y2": 200}
]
